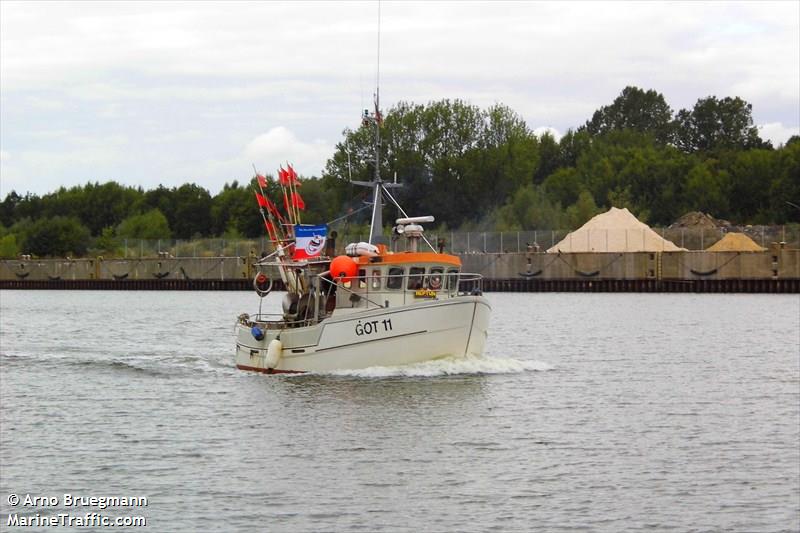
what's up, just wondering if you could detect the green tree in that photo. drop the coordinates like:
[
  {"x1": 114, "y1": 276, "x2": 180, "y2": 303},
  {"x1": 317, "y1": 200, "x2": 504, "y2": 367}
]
[
  {"x1": 92, "y1": 227, "x2": 121, "y2": 256},
  {"x1": 325, "y1": 99, "x2": 539, "y2": 228},
  {"x1": 543, "y1": 167, "x2": 583, "y2": 207},
  {"x1": 0, "y1": 192, "x2": 41, "y2": 225},
  {"x1": 533, "y1": 131, "x2": 561, "y2": 184},
  {"x1": 684, "y1": 160, "x2": 730, "y2": 217},
  {"x1": 23, "y1": 216, "x2": 91, "y2": 257},
  {"x1": 674, "y1": 96, "x2": 769, "y2": 153},
  {"x1": 0, "y1": 191, "x2": 23, "y2": 227},
  {"x1": 768, "y1": 141, "x2": 800, "y2": 223},
  {"x1": 142, "y1": 185, "x2": 177, "y2": 230},
  {"x1": 724, "y1": 148, "x2": 778, "y2": 223},
  {"x1": 171, "y1": 183, "x2": 213, "y2": 238},
  {"x1": 566, "y1": 190, "x2": 602, "y2": 229},
  {"x1": 570, "y1": 130, "x2": 691, "y2": 224},
  {"x1": 558, "y1": 129, "x2": 592, "y2": 168},
  {"x1": 71, "y1": 182, "x2": 140, "y2": 235},
  {"x1": 494, "y1": 185, "x2": 565, "y2": 230},
  {"x1": 117, "y1": 209, "x2": 172, "y2": 239},
  {"x1": 211, "y1": 180, "x2": 265, "y2": 238},
  {"x1": 0, "y1": 234, "x2": 18, "y2": 258},
  {"x1": 584, "y1": 86, "x2": 674, "y2": 144},
  {"x1": 0, "y1": 225, "x2": 19, "y2": 258}
]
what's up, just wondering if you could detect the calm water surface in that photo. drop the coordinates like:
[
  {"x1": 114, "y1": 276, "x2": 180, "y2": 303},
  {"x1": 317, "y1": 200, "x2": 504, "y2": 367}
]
[{"x1": 1, "y1": 290, "x2": 798, "y2": 532}]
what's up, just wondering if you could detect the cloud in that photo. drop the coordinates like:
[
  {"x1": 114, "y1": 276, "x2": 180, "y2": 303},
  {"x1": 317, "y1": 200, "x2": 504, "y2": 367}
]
[
  {"x1": 532, "y1": 127, "x2": 562, "y2": 142},
  {"x1": 244, "y1": 127, "x2": 333, "y2": 178},
  {"x1": 758, "y1": 122, "x2": 800, "y2": 147},
  {"x1": 1, "y1": 1, "x2": 797, "y2": 196},
  {"x1": 0, "y1": 137, "x2": 130, "y2": 197}
]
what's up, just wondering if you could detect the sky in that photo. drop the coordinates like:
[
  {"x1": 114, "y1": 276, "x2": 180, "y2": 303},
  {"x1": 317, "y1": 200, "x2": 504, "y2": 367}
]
[{"x1": 1, "y1": 1, "x2": 798, "y2": 197}]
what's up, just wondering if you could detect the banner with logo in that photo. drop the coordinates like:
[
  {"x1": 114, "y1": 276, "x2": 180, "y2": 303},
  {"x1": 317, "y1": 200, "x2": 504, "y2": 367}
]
[{"x1": 293, "y1": 225, "x2": 327, "y2": 260}]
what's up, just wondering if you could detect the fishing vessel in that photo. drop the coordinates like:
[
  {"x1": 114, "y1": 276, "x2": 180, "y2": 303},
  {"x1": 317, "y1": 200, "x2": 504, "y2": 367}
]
[{"x1": 234, "y1": 95, "x2": 491, "y2": 374}]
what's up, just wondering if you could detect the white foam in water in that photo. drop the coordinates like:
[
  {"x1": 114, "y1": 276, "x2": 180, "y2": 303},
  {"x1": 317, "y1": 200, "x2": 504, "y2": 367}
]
[{"x1": 319, "y1": 354, "x2": 552, "y2": 378}]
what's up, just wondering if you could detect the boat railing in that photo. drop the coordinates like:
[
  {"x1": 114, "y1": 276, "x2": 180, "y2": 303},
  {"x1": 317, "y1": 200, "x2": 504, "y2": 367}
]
[
  {"x1": 320, "y1": 271, "x2": 485, "y2": 310},
  {"x1": 240, "y1": 271, "x2": 484, "y2": 329},
  {"x1": 237, "y1": 312, "x2": 318, "y2": 329},
  {"x1": 456, "y1": 272, "x2": 484, "y2": 296}
]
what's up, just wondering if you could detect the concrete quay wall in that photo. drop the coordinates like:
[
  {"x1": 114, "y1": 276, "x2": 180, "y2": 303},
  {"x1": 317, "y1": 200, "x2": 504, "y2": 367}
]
[
  {"x1": 0, "y1": 256, "x2": 252, "y2": 282},
  {"x1": 461, "y1": 246, "x2": 799, "y2": 281},
  {"x1": 1, "y1": 248, "x2": 798, "y2": 292}
]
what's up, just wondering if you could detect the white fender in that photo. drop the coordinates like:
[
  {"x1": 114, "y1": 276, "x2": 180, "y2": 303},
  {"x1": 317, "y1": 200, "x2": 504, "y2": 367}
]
[{"x1": 266, "y1": 339, "x2": 283, "y2": 369}]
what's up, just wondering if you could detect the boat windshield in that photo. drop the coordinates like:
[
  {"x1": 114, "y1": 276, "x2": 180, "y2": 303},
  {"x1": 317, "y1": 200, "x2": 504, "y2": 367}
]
[
  {"x1": 407, "y1": 267, "x2": 425, "y2": 290},
  {"x1": 386, "y1": 267, "x2": 404, "y2": 289}
]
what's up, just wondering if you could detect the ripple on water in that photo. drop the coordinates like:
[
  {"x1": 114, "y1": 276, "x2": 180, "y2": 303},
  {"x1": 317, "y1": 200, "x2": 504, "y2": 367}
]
[{"x1": 0, "y1": 291, "x2": 797, "y2": 533}]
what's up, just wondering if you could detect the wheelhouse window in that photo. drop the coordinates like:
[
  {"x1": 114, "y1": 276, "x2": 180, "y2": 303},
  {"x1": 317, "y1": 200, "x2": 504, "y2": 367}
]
[
  {"x1": 447, "y1": 268, "x2": 460, "y2": 295},
  {"x1": 371, "y1": 269, "x2": 381, "y2": 290},
  {"x1": 386, "y1": 267, "x2": 404, "y2": 290},
  {"x1": 358, "y1": 269, "x2": 367, "y2": 290},
  {"x1": 407, "y1": 267, "x2": 425, "y2": 290},
  {"x1": 428, "y1": 267, "x2": 444, "y2": 291}
]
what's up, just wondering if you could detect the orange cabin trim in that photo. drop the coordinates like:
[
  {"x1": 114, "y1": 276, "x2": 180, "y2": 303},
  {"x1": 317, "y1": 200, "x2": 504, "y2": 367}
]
[{"x1": 356, "y1": 252, "x2": 461, "y2": 268}]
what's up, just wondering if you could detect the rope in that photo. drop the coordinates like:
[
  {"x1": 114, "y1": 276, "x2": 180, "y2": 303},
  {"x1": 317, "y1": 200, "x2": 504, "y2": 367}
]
[
  {"x1": 326, "y1": 203, "x2": 372, "y2": 226},
  {"x1": 193, "y1": 258, "x2": 226, "y2": 279},
  {"x1": 9, "y1": 260, "x2": 41, "y2": 278},
  {"x1": 677, "y1": 251, "x2": 742, "y2": 277},
  {"x1": 690, "y1": 268, "x2": 718, "y2": 277},
  {"x1": 99, "y1": 260, "x2": 131, "y2": 279},
  {"x1": 550, "y1": 251, "x2": 624, "y2": 277}
]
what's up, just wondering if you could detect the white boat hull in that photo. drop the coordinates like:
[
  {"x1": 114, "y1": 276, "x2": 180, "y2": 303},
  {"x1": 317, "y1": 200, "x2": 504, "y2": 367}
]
[{"x1": 235, "y1": 295, "x2": 491, "y2": 373}]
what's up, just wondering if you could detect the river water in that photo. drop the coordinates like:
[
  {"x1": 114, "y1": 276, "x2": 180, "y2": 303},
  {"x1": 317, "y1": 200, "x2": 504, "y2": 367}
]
[{"x1": 0, "y1": 290, "x2": 798, "y2": 532}]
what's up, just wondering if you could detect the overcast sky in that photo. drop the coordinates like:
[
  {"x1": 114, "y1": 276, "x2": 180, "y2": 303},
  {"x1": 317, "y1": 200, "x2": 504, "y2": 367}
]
[{"x1": 1, "y1": 1, "x2": 798, "y2": 197}]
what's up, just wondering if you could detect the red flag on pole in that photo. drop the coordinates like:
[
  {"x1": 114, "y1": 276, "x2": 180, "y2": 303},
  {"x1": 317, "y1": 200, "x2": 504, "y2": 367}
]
[
  {"x1": 256, "y1": 174, "x2": 267, "y2": 188},
  {"x1": 256, "y1": 192, "x2": 285, "y2": 221},
  {"x1": 255, "y1": 192, "x2": 269, "y2": 209},
  {"x1": 287, "y1": 164, "x2": 299, "y2": 185},
  {"x1": 266, "y1": 199, "x2": 283, "y2": 221},
  {"x1": 278, "y1": 166, "x2": 290, "y2": 186},
  {"x1": 291, "y1": 191, "x2": 306, "y2": 210}
]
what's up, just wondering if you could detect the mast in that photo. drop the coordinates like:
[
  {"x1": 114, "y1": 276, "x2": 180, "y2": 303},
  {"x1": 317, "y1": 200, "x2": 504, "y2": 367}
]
[
  {"x1": 370, "y1": 88, "x2": 382, "y2": 243},
  {"x1": 352, "y1": 93, "x2": 401, "y2": 245}
]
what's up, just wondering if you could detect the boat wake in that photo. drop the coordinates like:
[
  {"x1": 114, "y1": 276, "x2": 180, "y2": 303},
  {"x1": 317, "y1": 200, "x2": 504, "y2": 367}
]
[
  {"x1": 0, "y1": 350, "x2": 237, "y2": 378},
  {"x1": 318, "y1": 354, "x2": 552, "y2": 378}
]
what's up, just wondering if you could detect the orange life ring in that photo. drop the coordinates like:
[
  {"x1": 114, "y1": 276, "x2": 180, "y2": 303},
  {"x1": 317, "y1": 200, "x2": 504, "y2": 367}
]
[{"x1": 253, "y1": 272, "x2": 273, "y2": 296}]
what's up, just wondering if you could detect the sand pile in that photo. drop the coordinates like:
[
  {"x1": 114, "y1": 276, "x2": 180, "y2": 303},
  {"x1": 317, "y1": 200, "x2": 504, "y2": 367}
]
[
  {"x1": 547, "y1": 207, "x2": 686, "y2": 253},
  {"x1": 706, "y1": 232, "x2": 765, "y2": 252}
]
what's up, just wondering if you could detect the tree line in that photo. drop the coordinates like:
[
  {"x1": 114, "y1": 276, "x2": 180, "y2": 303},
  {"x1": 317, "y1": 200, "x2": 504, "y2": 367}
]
[{"x1": 1, "y1": 86, "x2": 798, "y2": 257}]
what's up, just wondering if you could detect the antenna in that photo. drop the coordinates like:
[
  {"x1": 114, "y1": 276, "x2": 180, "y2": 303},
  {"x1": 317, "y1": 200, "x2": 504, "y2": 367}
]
[{"x1": 376, "y1": 0, "x2": 381, "y2": 93}]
